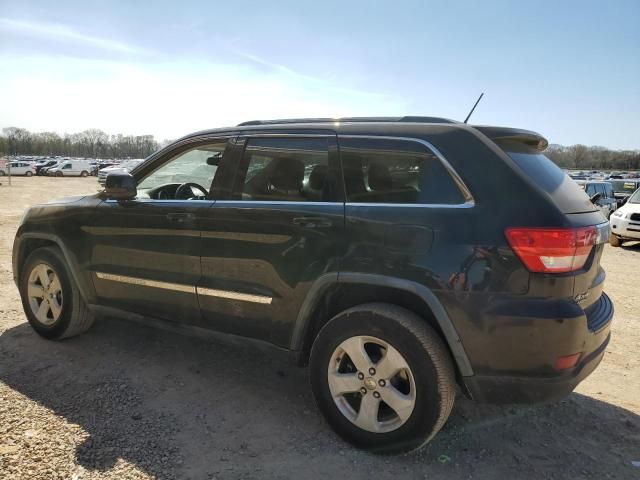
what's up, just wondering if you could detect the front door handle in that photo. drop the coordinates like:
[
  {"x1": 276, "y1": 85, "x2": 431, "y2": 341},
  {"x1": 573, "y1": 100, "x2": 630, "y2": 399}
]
[
  {"x1": 166, "y1": 212, "x2": 195, "y2": 223},
  {"x1": 292, "y1": 217, "x2": 332, "y2": 228}
]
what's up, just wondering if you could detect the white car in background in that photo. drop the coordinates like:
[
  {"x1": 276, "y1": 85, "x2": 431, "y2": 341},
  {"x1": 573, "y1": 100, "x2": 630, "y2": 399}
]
[
  {"x1": 609, "y1": 188, "x2": 640, "y2": 246},
  {"x1": 97, "y1": 159, "x2": 144, "y2": 185},
  {"x1": 47, "y1": 160, "x2": 92, "y2": 177},
  {"x1": 6, "y1": 162, "x2": 36, "y2": 176}
]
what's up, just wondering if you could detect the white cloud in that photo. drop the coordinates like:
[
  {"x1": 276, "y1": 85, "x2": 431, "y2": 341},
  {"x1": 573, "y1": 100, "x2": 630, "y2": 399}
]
[
  {"x1": 0, "y1": 55, "x2": 406, "y2": 140},
  {"x1": 0, "y1": 17, "x2": 147, "y2": 55}
]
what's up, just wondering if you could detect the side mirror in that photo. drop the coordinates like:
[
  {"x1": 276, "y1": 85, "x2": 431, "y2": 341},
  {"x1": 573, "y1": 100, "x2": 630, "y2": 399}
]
[
  {"x1": 589, "y1": 192, "x2": 602, "y2": 204},
  {"x1": 105, "y1": 171, "x2": 136, "y2": 200},
  {"x1": 206, "y1": 154, "x2": 221, "y2": 166}
]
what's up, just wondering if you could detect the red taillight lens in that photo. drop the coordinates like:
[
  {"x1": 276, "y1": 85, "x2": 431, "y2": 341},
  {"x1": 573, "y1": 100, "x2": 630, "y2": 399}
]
[
  {"x1": 505, "y1": 227, "x2": 597, "y2": 273},
  {"x1": 554, "y1": 353, "x2": 581, "y2": 370}
]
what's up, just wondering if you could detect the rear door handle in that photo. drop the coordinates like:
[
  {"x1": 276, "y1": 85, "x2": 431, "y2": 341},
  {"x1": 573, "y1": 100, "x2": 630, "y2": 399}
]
[
  {"x1": 166, "y1": 212, "x2": 195, "y2": 223},
  {"x1": 292, "y1": 217, "x2": 332, "y2": 228}
]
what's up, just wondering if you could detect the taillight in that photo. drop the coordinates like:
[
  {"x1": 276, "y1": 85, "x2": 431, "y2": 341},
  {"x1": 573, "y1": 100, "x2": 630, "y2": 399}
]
[{"x1": 505, "y1": 226, "x2": 597, "y2": 273}]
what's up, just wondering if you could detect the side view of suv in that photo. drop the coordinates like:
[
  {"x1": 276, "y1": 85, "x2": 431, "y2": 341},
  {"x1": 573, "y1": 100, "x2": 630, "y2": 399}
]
[{"x1": 12, "y1": 117, "x2": 613, "y2": 453}]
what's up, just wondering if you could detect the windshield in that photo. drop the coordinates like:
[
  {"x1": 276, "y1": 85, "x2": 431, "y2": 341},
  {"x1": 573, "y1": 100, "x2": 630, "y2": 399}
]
[
  {"x1": 609, "y1": 180, "x2": 640, "y2": 193},
  {"x1": 629, "y1": 189, "x2": 640, "y2": 204}
]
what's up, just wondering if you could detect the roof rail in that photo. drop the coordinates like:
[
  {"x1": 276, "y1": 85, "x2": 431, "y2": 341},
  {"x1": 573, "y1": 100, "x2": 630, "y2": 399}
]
[{"x1": 237, "y1": 116, "x2": 458, "y2": 126}]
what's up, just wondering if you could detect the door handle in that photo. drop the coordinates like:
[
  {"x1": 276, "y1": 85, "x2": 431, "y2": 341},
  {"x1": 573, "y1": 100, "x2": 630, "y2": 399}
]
[
  {"x1": 166, "y1": 212, "x2": 195, "y2": 223},
  {"x1": 292, "y1": 217, "x2": 332, "y2": 228}
]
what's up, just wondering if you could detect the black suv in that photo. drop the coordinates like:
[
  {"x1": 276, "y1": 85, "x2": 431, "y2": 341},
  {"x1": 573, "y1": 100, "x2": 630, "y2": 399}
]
[{"x1": 12, "y1": 117, "x2": 613, "y2": 453}]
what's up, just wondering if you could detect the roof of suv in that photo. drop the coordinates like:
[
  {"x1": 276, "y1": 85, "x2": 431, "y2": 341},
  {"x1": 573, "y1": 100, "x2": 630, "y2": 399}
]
[{"x1": 181, "y1": 116, "x2": 549, "y2": 151}]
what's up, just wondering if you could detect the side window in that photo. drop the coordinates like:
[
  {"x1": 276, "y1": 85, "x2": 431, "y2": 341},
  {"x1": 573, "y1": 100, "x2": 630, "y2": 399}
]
[
  {"x1": 340, "y1": 137, "x2": 466, "y2": 204},
  {"x1": 137, "y1": 139, "x2": 229, "y2": 199},
  {"x1": 63, "y1": 164, "x2": 71, "y2": 169},
  {"x1": 585, "y1": 184, "x2": 596, "y2": 196},
  {"x1": 605, "y1": 184, "x2": 613, "y2": 198},
  {"x1": 233, "y1": 137, "x2": 333, "y2": 202}
]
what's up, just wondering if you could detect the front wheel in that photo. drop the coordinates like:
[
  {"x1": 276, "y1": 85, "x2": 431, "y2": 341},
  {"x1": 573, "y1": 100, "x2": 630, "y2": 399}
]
[
  {"x1": 55, "y1": 171, "x2": 63, "y2": 177},
  {"x1": 19, "y1": 246, "x2": 95, "y2": 339},
  {"x1": 310, "y1": 303, "x2": 456, "y2": 454},
  {"x1": 609, "y1": 234, "x2": 622, "y2": 247},
  {"x1": 25, "y1": 171, "x2": 33, "y2": 177}
]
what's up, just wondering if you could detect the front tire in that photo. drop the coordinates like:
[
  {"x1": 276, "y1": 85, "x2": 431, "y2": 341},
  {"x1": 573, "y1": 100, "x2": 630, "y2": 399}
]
[
  {"x1": 25, "y1": 171, "x2": 33, "y2": 177},
  {"x1": 19, "y1": 246, "x2": 95, "y2": 339},
  {"x1": 609, "y1": 234, "x2": 622, "y2": 247},
  {"x1": 310, "y1": 303, "x2": 455, "y2": 454},
  {"x1": 55, "y1": 171, "x2": 63, "y2": 177}
]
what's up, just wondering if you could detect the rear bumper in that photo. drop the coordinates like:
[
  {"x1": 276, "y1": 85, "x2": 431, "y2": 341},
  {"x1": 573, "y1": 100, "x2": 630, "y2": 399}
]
[{"x1": 462, "y1": 292, "x2": 613, "y2": 404}]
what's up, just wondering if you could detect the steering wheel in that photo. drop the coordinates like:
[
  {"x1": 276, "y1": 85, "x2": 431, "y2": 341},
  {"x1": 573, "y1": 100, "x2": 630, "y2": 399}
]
[{"x1": 175, "y1": 182, "x2": 208, "y2": 199}]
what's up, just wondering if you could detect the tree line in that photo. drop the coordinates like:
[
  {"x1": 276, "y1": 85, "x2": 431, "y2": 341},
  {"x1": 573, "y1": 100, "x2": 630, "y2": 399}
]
[
  {"x1": 543, "y1": 144, "x2": 639, "y2": 171},
  {"x1": 1, "y1": 126, "x2": 639, "y2": 170},
  {"x1": 0, "y1": 127, "x2": 162, "y2": 160}
]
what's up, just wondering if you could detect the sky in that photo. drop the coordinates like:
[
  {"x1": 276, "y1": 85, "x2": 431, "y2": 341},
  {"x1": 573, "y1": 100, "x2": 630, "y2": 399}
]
[{"x1": 0, "y1": 0, "x2": 638, "y2": 149}]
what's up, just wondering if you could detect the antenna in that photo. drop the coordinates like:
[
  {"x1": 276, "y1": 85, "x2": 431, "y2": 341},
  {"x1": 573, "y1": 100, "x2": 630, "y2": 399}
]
[{"x1": 464, "y1": 92, "x2": 484, "y2": 124}]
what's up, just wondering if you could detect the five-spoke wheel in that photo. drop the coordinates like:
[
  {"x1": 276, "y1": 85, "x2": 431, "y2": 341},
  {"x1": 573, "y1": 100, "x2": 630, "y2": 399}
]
[{"x1": 27, "y1": 263, "x2": 64, "y2": 325}]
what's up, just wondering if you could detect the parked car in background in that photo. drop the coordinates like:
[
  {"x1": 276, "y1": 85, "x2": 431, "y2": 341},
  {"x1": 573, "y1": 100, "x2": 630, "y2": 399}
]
[
  {"x1": 13, "y1": 117, "x2": 613, "y2": 453},
  {"x1": 609, "y1": 179, "x2": 640, "y2": 207},
  {"x1": 577, "y1": 181, "x2": 617, "y2": 218},
  {"x1": 7, "y1": 162, "x2": 36, "y2": 176},
  {"x1": 35, "y1": 160, "x2": 59, "y2": 175},
  {"x1": 609, "y1": 187, "x2": 640, "y2": 246},
  {"x1": 97, "y1": 159, "x2": 144, "y2": 185},
  {"x1": 46, "y1": 160, "x2": 92, "y2": 177},
  {"x1": 0, "y1": 158, "x2": 8, "y2": 176}
]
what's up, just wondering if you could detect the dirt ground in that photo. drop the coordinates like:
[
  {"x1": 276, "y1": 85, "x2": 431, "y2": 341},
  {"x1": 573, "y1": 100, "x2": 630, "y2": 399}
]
[{"x1": 0, "y1": 176, "x2": 638, "y2": 480}]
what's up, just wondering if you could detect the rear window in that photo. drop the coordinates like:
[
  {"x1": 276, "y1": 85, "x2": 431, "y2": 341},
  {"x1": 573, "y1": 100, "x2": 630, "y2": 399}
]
[{"x1": 499, "y1": 141, "x2": 595, "y2": 214}]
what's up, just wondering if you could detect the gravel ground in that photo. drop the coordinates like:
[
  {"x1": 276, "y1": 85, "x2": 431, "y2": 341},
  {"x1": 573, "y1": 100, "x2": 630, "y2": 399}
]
[{"x1": 0, "y1": 177, "x2": 639, "y2": 480}]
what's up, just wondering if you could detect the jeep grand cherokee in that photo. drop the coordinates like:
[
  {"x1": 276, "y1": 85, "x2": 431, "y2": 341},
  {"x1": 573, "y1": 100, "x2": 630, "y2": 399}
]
[{"x1": 12, "y1": 116, "x2": 613, "y2": 453}]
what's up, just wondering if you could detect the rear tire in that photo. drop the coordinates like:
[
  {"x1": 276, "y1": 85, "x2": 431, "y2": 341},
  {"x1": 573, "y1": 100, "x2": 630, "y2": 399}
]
[
  {"x1": 609, "y1": 234, "x2": 622, "y2": 247},
  {"x1": 80, "y1": 170, "x2": 88, "y2": 177},
  {"x1": 0, "y1": 170, "x2": 5, "y2": 176},
  {"x1": 25, "y1": 171, "x2": 33, "y2": 177},
  {"x1": 310, "y1": 303, "x2": 455, "y2": 454},
  {"x1": 19, "y1": 246, "x2": 95, "y2": 339}
]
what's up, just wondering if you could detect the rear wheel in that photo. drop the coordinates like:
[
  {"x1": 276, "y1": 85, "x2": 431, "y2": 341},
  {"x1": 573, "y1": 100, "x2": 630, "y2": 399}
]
[
  {"x1": 25, "y1": 171, "x2": 33, "y2": 177},
  {"x1": 80, "y1": 170, "x2": 88, "y2": 177},
  {"x1": 19, "y1": 246, "x2": 94, "y2": 339},
  {"x1": 0, "y1": 170, "x2": 5, "y2": 176},
  {"x1": 609, "y1": 234, "x2": 622, "y2": 247},
  {"x1": 310, "y1": 303, "x2": 455, "y2": 454}
]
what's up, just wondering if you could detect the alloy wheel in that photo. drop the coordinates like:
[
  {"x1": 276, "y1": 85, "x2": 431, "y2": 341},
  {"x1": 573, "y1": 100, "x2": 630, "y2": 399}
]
[
  {"x1": 327, "y1": 335, "x2": 416, "y2": 433},
  {"x1": 27, "y1": 263, "x2": 63, "y2": 326}
]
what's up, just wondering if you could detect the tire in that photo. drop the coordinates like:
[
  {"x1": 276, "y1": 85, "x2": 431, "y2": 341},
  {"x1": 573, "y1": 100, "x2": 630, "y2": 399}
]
[
  {"x1": 19, "y1": 246, "x2": 95, "y2": 339},
  {"x1": 0, "y1": 170, "x2": 5, "y2": 176},
  {"x1": 80, "y1": 170, "x2": 88, "y2": 177},
  {"x1": 25, "y1": 171, "x2": 33, "y2": 177},
  {"x1": 310, "y1": 303, "x2": 456, "y2": 454},
  {"x1": 609, "y1": 234, "x2": 622, "y2": 247},
  {"x1": 56, "y1": 171, "x2": 63, "y2": 177}
]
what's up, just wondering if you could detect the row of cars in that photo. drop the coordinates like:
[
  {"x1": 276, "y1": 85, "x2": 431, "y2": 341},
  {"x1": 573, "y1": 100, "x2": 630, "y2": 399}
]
[
  {"x1": 575, "y1": 179, "x2": 640, "y2": 218},
  {"x1": 0, "y1": 157, "x2": 144, "y2": 179}
]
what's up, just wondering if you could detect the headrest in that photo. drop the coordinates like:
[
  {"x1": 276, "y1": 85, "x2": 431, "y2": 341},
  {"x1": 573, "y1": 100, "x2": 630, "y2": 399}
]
[
  {"x1": 368, "y1": 162, "x2": 392, "y2": 191},
  {"x1": 308, "y1": 164, "x2": 328, "y2": 190},
  {"x1": 269, "y1": 157, "x2": 304, "y2": 190}
]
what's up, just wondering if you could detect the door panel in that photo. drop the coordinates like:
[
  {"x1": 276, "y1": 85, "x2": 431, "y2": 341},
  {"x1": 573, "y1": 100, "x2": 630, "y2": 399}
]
[
  {"x1": 198, "y1": 134, "x2": 344, "y2": 345},
  {"x1": 88, "y1": 199, "x2": 206, "y2": 323},
  {"x1": 88, "y1": 136, "x2": 233, "y2": 324}
]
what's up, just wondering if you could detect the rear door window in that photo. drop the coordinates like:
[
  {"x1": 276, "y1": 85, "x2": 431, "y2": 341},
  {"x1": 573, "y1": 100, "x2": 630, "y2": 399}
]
[
  {"x1": 498, "y1": 140, "x2": 595, "y2": 213},
  {"x1": 232, "y1": 137, "x2": 335, "y2": 202},
  {"x1": 339, "y1": 137, "x2": 466, "y2": 204}
]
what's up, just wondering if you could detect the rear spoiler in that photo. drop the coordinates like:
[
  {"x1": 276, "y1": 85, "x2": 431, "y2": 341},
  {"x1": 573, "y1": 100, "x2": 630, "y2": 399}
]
[{"x1": 473, "y1": 126, "x2": 549, "y2": 151}]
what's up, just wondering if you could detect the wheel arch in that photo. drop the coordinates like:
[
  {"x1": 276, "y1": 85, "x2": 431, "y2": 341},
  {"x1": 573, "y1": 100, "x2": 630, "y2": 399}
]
[
  {"x1": 292, "y1": 273, "x2": 474, "y2": 377},
  {"x1": 14, "y1": 233, "x2": 92, "y2": 303}
]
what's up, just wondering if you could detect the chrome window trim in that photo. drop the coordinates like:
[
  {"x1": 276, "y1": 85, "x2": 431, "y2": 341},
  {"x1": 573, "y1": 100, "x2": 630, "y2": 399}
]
[
  {"x1": 338, "y1": 134, "x2": 475, "y2": 207},
  {"x1": 345, "y1": 201, "x2": 474, "y2": 209},
  {"x1": 241, "y1": 133, "x2": 335, "y2": 138}
]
